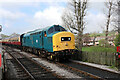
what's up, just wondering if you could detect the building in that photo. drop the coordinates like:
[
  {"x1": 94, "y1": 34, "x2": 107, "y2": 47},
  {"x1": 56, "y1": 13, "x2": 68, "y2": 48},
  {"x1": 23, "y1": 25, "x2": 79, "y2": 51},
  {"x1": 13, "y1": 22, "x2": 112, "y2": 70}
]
[{"x1": 82, "y1": 32, "x2": 117, "y2": 46}]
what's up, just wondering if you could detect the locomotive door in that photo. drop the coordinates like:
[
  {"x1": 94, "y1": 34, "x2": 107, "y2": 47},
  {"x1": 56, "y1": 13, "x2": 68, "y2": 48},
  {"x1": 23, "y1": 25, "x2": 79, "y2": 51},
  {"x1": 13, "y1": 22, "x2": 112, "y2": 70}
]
[
  {"x1": 43, "y1": 31, "x2": 47, "y2": 50},
  {"x1": 40, "y1": 32, "x2": 43, "y2": 48}
]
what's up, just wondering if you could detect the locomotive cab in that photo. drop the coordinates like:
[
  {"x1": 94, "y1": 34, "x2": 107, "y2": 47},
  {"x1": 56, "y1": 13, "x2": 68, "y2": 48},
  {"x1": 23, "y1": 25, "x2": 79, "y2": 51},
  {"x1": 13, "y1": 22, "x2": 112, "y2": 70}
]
[
  {"x1": 45, "y1": 25, "x2": 75, "y2": 52},
  {"x1": 42, "y1": 25, "x2": 75, "y2": 61},
  {"x1": 43, "y1": 25, "x2": 68, "y2": 52}
]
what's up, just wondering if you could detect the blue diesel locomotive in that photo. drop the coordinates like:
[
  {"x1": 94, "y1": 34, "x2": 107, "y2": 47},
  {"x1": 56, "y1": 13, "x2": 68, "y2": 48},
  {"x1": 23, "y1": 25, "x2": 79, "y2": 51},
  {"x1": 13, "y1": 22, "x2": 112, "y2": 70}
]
[{"x1": 20, "y1": 25, "x2": 75, "y2": 61}]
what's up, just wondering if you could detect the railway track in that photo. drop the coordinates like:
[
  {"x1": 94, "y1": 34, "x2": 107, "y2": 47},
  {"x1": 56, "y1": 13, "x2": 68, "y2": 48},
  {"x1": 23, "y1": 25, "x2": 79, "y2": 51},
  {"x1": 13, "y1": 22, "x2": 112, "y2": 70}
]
[
  {"x1": 6, "y1": 59, "x2": 30, "y2": 79},
  {"x1": 3, "y1": 47, "x2": 63, "y2": 80}
]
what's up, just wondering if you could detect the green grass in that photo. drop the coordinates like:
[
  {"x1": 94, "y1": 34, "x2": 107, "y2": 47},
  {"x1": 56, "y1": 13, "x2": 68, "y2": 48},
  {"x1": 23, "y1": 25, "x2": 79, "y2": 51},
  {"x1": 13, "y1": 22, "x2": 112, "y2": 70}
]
[
  {"x1": 82, "y1": 46, "x2": 116, "y2": 52},
  {"x1": 108, "y1": 65, "x2": 118, "y2": 71}
]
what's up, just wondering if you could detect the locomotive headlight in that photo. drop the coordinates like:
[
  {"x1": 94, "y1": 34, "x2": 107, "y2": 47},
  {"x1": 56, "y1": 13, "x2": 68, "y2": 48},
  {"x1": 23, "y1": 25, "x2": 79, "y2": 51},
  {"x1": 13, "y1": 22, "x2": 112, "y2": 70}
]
[
  {"x1": 62, "y1": 38, "x2": 64, "y2": 41},
  {"x1": 68, "y1": 38, "x2": 71, "y2": 40}
]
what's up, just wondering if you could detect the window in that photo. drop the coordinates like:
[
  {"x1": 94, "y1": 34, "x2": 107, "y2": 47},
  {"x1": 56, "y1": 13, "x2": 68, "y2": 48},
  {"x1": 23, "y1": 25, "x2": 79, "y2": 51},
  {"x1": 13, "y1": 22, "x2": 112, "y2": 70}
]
[
  {"x1": 60, "y1": 27, "x2": 66, "y2": 31},
  {"x1": 54, "y1": 25, "x2": 66, "y2": 32},
  {"x1": 39, "y1": 32, "x2": 41, "y2": 34},
  {"x1": 48, "y1": 27, "x2": 53, "y2": 34},
  {"x1": 55, "y1": 26, "x2": 60, "y2": 31},
  {"x1": 48, "y1": 25, "x2": 67, "y2": 34}
]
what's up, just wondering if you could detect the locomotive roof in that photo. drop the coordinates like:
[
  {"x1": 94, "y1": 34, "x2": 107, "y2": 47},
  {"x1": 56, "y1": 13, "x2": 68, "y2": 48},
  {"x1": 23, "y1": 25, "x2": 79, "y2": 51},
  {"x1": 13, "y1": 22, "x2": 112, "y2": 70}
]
[
  {"x1": 23, "y1": 28, "x2": 45, "y2": 37},
  {"x1": 23, "y1": 25, "x2": 64, "y2": 37}
]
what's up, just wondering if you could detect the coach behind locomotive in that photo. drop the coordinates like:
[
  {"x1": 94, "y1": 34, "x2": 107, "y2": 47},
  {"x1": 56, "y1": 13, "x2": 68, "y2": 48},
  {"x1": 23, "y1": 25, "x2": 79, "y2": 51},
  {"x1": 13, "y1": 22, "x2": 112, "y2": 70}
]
[{"x1": 21, "y1": 25, "x2": 75, "y2": 61}]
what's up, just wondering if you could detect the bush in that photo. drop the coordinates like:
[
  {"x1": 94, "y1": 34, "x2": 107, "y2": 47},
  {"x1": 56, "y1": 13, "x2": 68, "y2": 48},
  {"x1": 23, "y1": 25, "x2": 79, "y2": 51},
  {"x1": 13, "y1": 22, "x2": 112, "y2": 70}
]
[
  {"x1": 99, "y1": 39, "x2": 110, "y2": 47},
  {"x1": 114, "y1": 33, "x2": 120, "y2": 47}
]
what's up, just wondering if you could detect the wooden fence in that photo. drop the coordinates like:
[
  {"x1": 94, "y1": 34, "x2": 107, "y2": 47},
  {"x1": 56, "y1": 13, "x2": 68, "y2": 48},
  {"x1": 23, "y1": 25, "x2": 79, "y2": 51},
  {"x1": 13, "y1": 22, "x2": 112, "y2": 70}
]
[{"x1": 72, "y1": 51, "x2": 117, "y2": 67}]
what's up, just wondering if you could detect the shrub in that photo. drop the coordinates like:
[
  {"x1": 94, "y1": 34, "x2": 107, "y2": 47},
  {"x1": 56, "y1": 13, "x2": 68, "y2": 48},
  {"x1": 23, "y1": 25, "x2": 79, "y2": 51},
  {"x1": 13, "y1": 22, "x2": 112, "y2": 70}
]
[
  {"x1": 99, "y1": 39, "x2": 110, "y2": 47},
  {"x1": 114, "y1": 33, "x2": 120, "y2": 47}
]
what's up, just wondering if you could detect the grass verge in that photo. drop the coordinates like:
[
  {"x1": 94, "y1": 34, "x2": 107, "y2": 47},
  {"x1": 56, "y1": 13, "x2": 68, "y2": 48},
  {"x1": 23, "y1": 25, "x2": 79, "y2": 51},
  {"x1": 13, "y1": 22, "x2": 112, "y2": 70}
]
[{"x1": 82, "y1": 46, "x2": 116, "y2": 52}]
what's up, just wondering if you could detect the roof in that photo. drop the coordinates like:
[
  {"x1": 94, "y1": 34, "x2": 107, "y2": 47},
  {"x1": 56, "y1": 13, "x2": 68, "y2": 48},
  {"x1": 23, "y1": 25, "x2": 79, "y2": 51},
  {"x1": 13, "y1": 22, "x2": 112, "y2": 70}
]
[
  {"x1": 23, "y1": 25, "x2": 65, "y2": 37},
  {"x1": 23, "y1": 26, "x2": 51, "y2": 37}
]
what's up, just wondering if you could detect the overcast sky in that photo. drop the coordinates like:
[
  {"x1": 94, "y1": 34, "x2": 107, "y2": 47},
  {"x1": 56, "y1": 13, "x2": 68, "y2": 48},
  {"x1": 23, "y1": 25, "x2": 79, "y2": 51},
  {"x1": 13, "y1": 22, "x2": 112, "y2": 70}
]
[{"x1": 0, "y1": 0, "x2": 112, "y2": 35}]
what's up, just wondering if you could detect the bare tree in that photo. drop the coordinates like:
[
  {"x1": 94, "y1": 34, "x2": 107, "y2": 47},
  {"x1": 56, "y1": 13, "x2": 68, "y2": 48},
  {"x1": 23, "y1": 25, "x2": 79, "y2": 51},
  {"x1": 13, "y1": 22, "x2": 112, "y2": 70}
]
[
  {"x1": 118, "y1": 1, "x2": 120, "y2": 33},
  {"x1": 62, "y1": 0, "x2": 88, "y2": 51},
  {"x1": 105, "y1": 0, "x2": 113, "y2": 42},
  {"x1": 114, "y1": 1, "x2": 120, "y2": 33}
]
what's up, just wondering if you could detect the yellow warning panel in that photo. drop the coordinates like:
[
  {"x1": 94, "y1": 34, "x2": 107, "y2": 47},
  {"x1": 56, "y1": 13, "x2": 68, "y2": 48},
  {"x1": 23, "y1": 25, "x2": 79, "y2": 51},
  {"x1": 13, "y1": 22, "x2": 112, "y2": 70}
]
[{"x1": 53, "y1": 32, "x2": 75, "y2": 51}]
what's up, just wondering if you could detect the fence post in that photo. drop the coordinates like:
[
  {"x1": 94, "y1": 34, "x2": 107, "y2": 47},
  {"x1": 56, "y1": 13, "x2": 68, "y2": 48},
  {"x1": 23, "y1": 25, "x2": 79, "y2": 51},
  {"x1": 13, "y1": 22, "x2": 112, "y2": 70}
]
[
  {"x1": 115, "y1": 52, "x2": 120, "y2": 71},
  {"x1": 113, "y1": 53, "x2": 116, "y2": 67},
  {"x1": 118, "y1": 54, "x2": 120, "y2": 71},
  {"x1": 78, "y1": 51, "x2": 82, "y2": 60},
  {"x1": 118, "y1": 59, "x2": 120, "y2": 71}
]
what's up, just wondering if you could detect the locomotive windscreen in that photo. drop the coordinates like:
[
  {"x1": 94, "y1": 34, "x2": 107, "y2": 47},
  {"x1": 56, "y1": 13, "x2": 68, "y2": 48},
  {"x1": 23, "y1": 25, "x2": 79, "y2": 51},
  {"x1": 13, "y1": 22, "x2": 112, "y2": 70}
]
[
  {"x1": 61, "y1": 37, "x2": 71, "y2": 41},
  {"x1": 48, "y1": 25, "x2": 66, "y2": 34},
  {"x1": 54, "y1": 25, "x2": 66, "y2": 32}
]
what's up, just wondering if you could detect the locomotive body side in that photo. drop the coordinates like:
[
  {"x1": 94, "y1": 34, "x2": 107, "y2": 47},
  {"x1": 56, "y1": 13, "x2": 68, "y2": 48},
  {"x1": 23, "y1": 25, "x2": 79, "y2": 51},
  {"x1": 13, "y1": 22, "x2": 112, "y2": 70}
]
[{"x1": 22, "y1": 30, "x2": 43, "y2": 50}]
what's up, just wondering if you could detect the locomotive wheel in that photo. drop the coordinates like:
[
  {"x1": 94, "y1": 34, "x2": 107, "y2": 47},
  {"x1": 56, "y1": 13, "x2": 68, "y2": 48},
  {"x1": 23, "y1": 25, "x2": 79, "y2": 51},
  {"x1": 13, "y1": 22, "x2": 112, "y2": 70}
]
[
  {"x1": 38, "y1": 51, "x2": 41, "y2": 56},
  {"x1": 50, "y1": 55, "x2": 53, "y2": 60},
  {"x1": 55, "y1": 57, "x2": 60, "y2": 62},
  {"x1": 55, "y1": 57, "x2": 58, "y2": 62}
]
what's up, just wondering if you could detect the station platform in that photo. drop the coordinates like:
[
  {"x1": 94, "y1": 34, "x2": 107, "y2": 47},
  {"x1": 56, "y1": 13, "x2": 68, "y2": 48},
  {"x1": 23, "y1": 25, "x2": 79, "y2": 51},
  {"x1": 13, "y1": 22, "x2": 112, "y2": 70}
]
[{"x1": 71, "y1": 60, "x2": 120, "y2": 74}]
